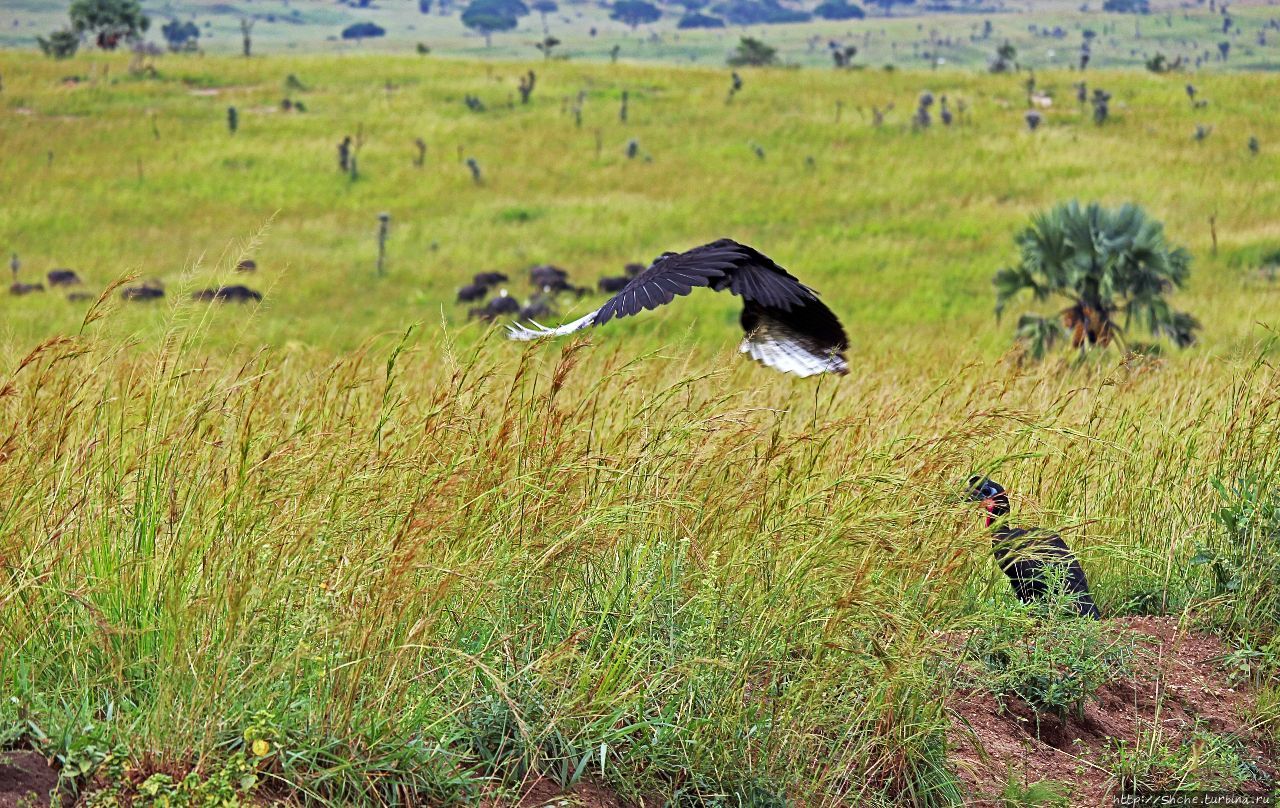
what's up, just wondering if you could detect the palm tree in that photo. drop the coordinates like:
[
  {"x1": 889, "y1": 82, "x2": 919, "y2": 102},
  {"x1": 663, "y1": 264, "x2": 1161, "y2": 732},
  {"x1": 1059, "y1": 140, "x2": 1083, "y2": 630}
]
[{"x1": 994, "y1": 201, "x2": 1199, "y2": 359}]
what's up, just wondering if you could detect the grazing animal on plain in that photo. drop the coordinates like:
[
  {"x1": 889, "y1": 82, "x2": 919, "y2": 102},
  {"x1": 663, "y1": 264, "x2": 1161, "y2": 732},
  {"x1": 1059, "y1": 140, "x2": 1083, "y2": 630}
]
[
  {"x1": 508, "y1": 238, "x2": 849, "y2": 377},
  {"x1": 598, "y1": 275, "x2": 630, "y2": 293},
  {"x1": 518, "y1": 297, "x2": 555, "y2": 321},
  {"x1": 967, "y1": 476, "x2": 1101, "y2": 619},
  {"x1": 235, "y1": 259, "x2": 258, "y2": 272},
  {"x1": 623, "y1": 262, "x2": 644, "y2": 278},
  {"x1": 122, "y1": 282, "x2": 165, "y2": 301},
  {"x1": 192, "y1": 285, "x2": 262, "y2": 303},
  {"x1": 47, "y1": 269, "x2": 81, "y2": 287},
  {"x1": 469, "y1": 291, "x2": 521, "y2": 321},
  {"x1": 473, "y1": 271, "x2": 509, "y2": 287},
  {"x1": 9, "y1": 282, "x2": 43, "y2": 296},
  {"x1": 457, "y1": 282, "x2": 489, "y2": 303},
  {"x1": 529, "y1": 264, "x2": 569, "y2": 287},
  {"x1": 67, "y1": 291, "x2": 95, "y2": 303}
]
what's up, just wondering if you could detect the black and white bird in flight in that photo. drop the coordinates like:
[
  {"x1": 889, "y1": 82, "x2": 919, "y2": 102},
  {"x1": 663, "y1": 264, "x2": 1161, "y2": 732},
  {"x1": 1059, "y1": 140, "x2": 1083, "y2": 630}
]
[{"x1": 506, "y1": 239, "x2": 848, "y2": 377}]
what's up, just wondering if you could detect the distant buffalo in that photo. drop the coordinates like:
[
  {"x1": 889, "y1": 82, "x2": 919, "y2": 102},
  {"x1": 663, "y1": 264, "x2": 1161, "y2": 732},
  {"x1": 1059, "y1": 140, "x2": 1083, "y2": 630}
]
[
  {"x1": 47, "y1": 269, "x2": 81, "y2": 286},
  {"x1": 469, "y1": 294, "x2": 520, "y2": 321},
  {"x1": 9, "y1": 283, "x2": 44, "y2": 296},
  {"x1": 473, "y1": 271, "x2": 509, "y2": 287},
  {"x1": 598, "y1": 275, "x2": 629, "y2": 293},
  {"x1": 457, "y1": 283, "x2": 489, "y2": 303},
  {"x1": 235, "y1": 259, "x2": 258, "y2": 272},
  {"x1": 122, "y1": 282, "x2": 164, "y2": 301},
  {"x1": 193, "y1": 285, "x2": 262, "y2": 303}
]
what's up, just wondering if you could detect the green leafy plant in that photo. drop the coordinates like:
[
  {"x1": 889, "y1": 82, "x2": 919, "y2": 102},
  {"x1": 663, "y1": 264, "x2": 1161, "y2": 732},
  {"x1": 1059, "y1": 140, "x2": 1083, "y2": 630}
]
[
  {"x1": 994, "y1": 201, "x2": 1199, "y2": 360},
  {"x1": 1104, "y1": 724, "x2": 1264, "y2": 793},
  {"x1": 967, "y1": 606, "x2": 1131, "y2": 726},
  {"x1": 1191, "y1": 476, "x2": 1280, "y2": 643}
]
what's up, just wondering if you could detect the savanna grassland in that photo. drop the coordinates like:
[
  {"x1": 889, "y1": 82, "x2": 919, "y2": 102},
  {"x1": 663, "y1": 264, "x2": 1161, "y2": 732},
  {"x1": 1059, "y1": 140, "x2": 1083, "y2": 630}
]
[{"x1": 2, "y1": 49, "x2": 1280, "y2": 806}]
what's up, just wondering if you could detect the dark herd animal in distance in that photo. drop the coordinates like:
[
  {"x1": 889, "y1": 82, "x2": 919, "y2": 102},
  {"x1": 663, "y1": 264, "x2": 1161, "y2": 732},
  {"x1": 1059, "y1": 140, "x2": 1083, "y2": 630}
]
[
  {"x1": 7, "y1": 259, "x2": 262, "y2": 305},
  {"x1": 458, "y1": 261, "x2": 645, "y2": 322}
]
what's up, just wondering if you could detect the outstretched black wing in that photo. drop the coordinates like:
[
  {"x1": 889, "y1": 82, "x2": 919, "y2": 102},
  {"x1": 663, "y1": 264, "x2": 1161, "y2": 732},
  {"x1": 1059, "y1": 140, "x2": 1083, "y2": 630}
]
[{"x1": 507, "y1": 238, "x2": 848, "y2": 377}]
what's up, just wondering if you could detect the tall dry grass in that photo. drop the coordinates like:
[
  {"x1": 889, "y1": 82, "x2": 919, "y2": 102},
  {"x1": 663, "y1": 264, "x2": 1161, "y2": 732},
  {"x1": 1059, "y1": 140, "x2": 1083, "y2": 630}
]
[{"x1": 2, "y1": 306, "x2": 1278, "y2": 802}]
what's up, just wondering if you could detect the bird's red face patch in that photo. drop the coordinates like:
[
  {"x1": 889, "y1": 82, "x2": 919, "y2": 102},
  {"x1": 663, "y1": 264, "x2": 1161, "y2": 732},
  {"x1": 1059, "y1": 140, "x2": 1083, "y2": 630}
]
[{"x1": 982, "y1": 497, "x2": 997, "y2": 526}]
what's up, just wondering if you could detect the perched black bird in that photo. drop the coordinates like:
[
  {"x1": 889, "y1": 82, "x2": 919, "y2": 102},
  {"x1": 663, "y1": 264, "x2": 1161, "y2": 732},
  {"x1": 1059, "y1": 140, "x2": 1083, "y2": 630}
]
[
  {"x1": 507, "y1": 239, "x2": 849, "y2": 377},
  {"x1": 967, "y1": 476, "x2": 1102, "y2": 619},
  {"x1": 597, "y1": 275, "x2": 630, "y2": 293},
  {"x1": 457, "y1": 283, "x2": 489, "y2": 303}
]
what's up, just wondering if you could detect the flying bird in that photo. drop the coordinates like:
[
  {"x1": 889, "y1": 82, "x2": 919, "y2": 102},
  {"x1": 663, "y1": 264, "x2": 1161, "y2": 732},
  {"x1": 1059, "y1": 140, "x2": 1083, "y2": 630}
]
[
  {"x1": 507, "y1": 239, "x2": 848, "y2": 378},
  {"x1": 967, "y1": 476, "x2": 1101, "y2": 619}
]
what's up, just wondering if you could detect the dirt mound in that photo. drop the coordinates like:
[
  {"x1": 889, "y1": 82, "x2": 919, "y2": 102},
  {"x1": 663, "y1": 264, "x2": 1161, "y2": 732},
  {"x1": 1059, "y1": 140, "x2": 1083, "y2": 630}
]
[
  {"x1": 948, "y1": 616, "x2": 1275, "y2": 806},
  {"x1": 0, "y1": 750, "x2": 59, "y2": 808}
]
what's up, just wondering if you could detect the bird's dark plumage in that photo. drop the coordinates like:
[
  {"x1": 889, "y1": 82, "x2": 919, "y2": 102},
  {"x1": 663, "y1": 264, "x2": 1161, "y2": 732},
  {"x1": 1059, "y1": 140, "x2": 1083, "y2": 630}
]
[
  {"x1": 508, "y1": 239, "x2": 848, "y2": 377},
  {"x1": 967, "y1": 476, "x2": 1101, "y2": 619}
]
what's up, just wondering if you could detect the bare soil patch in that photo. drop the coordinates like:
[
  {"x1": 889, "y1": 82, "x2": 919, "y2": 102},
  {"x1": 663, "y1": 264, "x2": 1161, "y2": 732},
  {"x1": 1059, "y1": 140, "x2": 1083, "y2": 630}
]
[
  {"x1": 948, "y1": 616, "x2": 1275, "y2": 807},
  {"x1": 0, "y1": 750, "x2": 59, "y2": 808}
]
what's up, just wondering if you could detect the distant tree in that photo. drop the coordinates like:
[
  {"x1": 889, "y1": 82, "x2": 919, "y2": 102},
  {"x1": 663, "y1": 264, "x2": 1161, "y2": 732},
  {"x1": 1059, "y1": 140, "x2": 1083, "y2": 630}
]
[
  {"x1": 678, "y1": 11, "x2": 725, "y2": 27},
  {"x1": 342, "y1": 21, "x2": 387, "y2": 39},
  {"x1": 713, "y1": 0, "x2": 810, "y2": 23},
  {"x1": 69, "y1": 0, "x2": 149, "y2": 50},
  {"x1": 994, "y1": 201, "x2": 1198, "y2": 359},
  {"x1": 37, "y1": 29, "x2": 81, "y2": 59},
  {"x1": 240, "y1": 17, "x2": 254, "y2": 57},
  {"x1": 534, "y1": 34, "x2": 560, "y2": 56},
  {"x1": 461, "y1": 0, "x2": 527, "y2": 46},
  {"x1": 727, "y1": 36, "x2": 778, "y2": 66},
  {"x1": 814, "y1": 0, "x2": 865, "y2": 18},
  {"x1": 161, "y1": 18, "x2": 200, "y2": 52},
  {"x1": 829, "y1": 41, "x2": 857, "y2": 66},
  {"x1": 1102, "y1": 0, "x2": 1149, "y2": 12},
  {"x1": 1217, "y1": 40, "x2": 1230, "y2": 60},
  {"x1": 674, "y1": 0, "x2": 710, "y2": 8},
  {"x1": 990, "y1": 40, "x2": 1017, "y2": 72},
  {"x1": 863, "y1": 0, "x2": 914, "y2": 16},
  {"x1": 610, "y1": 0, "x2": 661, "y2": 28},
  {"x1": 531, "y1": 0, "x2": 558, "y2": 28},
  {"x1": 419, "y1": 0, "x2": 433, "y2": 10}
]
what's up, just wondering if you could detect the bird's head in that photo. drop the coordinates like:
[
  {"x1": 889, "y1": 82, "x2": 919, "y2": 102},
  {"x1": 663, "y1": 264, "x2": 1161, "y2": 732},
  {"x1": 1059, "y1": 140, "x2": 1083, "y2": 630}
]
[
  {"x1": 966, "y1": 475, "x2": 1010, "y2": 526},
  {"x1": 650, "y1": 251, "x2": 678, "y2": 268}
]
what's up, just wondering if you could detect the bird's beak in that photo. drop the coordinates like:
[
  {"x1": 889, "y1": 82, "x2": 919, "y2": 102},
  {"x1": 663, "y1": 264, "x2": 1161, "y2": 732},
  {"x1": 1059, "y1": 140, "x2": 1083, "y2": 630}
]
[{"x1": 982, "y1": 497, "x2": 996, "y2": 512}]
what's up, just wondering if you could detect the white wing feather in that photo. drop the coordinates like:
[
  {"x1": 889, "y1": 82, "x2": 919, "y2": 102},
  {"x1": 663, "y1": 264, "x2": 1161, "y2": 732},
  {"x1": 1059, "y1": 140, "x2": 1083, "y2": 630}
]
[{"x1": 506, "y1": 309, "x2": 600, "y2": 341}]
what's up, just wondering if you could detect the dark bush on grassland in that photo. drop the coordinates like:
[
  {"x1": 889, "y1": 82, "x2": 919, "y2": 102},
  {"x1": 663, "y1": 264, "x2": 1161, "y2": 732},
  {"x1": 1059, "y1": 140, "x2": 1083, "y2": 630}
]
[{"x1": 342, "y1": 22, "x2": 387, "y2": 39}]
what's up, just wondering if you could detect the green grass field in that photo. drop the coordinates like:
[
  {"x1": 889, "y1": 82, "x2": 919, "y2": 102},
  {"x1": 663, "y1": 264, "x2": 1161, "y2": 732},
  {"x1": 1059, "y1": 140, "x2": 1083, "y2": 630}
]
[{"x1": 2, "y1": 48, "x2": 1280, "y2": 805}]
